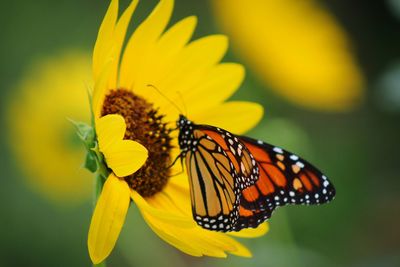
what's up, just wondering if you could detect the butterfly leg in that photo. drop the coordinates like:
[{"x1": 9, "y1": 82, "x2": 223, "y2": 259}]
[{"x1": 168, "y1": 155, "x2": 185, "y2": 177}]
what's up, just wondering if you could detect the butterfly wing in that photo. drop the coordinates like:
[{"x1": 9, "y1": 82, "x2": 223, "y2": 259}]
[
  {"x1": 185, "y1": 128, "x2": 241, "y2": 231},
  {"x1": 196, "y1": 125, "x2": 259, "y2": 189},
  {"x1": 233, "y1": 136, "x2": 336, "y2": 231},
  {"x1": 179, "y1": 116, "x2": 335, "y2": 232}
]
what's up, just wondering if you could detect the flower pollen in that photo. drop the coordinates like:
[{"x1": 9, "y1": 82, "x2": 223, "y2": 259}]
[{"x1": 101, "y1": 89, "x2": 173, "y2": 197}]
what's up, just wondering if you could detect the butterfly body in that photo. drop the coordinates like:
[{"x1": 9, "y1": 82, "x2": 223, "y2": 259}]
[{"x1": 177, "y1": 115, "x2": 335, "y2": 232}]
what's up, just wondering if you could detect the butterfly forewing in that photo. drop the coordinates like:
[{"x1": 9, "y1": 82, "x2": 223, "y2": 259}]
[{"x1": 185, "y1": 129, "x2": 241, "y2": 231}]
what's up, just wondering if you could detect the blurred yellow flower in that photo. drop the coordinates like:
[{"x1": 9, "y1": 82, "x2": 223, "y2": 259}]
[
  {"x1": 84, "y1": 0, "x2": 268, "y2": 264},
  {"x1": 211, "y1": 0, "x2": 365, "y2": 111},
  {"x1": 7, "y1": 51, "x2": 92, "y2": 203}
]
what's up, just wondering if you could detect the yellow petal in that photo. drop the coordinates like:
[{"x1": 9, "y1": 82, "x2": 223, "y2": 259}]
[
  {"x1": 157, "y1": 35, "x2": 228, "y2": 94},
  {"x1": 160, "y1": 182, "x2": 247, "y2": 256},
  {"x1": 108, "y1": 0, "x2": 139, "y2": 89},
  {"x1": 96, "y1": 114, "x2": 126, "y2": 152},
  {"x1": 138, "y1": 189, "x2": 234, "y2": 258},
  {"x1": 140, "y1": 207, "x2": 252, "y2": 258},
  {"x1": 143, "y1": 16, "x2": 198, "y2": 86},
  {"x1": 152, "y1": 175, "x2": 192, "y2": 216},
  {"x1": 212, "y1": 0, "x2": 364, "y2": 111},
  {"x1": 145, "y1": 34, "x2": 229, "y2": 122},
  {"x1": 131, "y1": 190, "x2": 194, "y2": 228},
  {"x1": 88, "y1": 174, "x2": 130, "y2": 264},
  {"x1": 135, "y1": 177, "x2": 253, "y2": 258},
  {"x1": 140, "y1": 212, "x2": 203, "y2": 257},
  {"x1": 183, "y1": 63, "x2": 245, "y2": 115},
  {"x1": 228, "y1": 222, "x2": 269, "y2": 238},
  {"x1": 224, "y1": 237, "x2": 252, "y2": 257},
  {"x1": 93, "y1": 0, "x2": 118, "y2": 81},
  {"x1": 128, "y1": 16, "x2": 198, "y2": 106},
  {"x1": 140, "y1": 210, "x2": 229, "y2": 257},
  {"x1": 199, "y1": 231, "x2": 251, "y2": 257},
  {"x1": 191, "y1": 101, "x2": 264, "y2": 135},
  {"x1": 176, "y1": 34, "x2": 228, "y2": 71},
  {"x1": 92, "y1": 60, "x2": 113, "y2": 120},
  {"x1": 104, "y1": 139, "x2": 148, "y2": 177},
  {"x1": 96, "y1": 114, "x2": 148, "y2": 176},
  {"x1": 120, "y1": 0, "x2": 174, "y2": 89},
  {"x1": 167, "y1": 171, "x2": 190, "y2": 190},
  {"x1": 154, "y1": 16, "x2": 197, "y2": 63}
]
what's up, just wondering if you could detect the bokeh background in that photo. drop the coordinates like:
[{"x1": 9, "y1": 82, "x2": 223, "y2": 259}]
[{"x1": 1, "y1": 0, "x2": 399, "y2": 266}]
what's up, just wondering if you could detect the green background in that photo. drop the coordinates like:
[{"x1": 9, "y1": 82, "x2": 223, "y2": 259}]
[{"x1": 1, "y1": 0, "x2": 399, "y2": 266}]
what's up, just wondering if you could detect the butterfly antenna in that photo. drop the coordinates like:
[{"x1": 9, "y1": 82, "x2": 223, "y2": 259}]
[
  {"x1": 176, "y1": 91, "x2": 188, "y2": 117},
  {"x1": 147, "y1": 84, "x2": 184, "y2": 115}
]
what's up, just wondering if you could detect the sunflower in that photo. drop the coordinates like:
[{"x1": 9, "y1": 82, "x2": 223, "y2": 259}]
[
  {"x1": 81, "y1": 0, "x2": 268, "y2": 264},
  {"x1": 7, "y1": 51, "x2": 92, "y2": 203},
  {"x1": 211, "y1": 0, "x2": 365, "y2": 112}
]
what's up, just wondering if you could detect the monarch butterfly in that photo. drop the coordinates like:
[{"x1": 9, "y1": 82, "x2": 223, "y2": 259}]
[{"x1": 177, "y1": 114, "x2": 336, "y2": 232}]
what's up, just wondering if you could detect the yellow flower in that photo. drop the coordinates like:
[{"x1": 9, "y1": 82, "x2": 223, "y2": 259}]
[
  {"x1": 86, "y1": 0, "x2": 268, "y2": 264},
  {"x1": 211, "y1": 0, "x2": 365, "y2": 112},
  {"x1": 7, "y1": 51, "x2": 92, "y2": 203}
]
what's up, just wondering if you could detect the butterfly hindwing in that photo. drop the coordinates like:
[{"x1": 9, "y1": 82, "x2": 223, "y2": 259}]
[{"x1": 231, "y1": 136, "x2": 336, "y2": 230}]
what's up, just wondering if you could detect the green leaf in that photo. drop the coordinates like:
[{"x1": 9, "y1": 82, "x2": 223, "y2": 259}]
[
  {"x1": 68, "y1": 118, "x2": 95, "y2": 148},
  {"x1": 85, "y1": 150, "x2": 98, "y2": 173}
]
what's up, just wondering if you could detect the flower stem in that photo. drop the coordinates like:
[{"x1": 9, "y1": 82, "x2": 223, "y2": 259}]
[
  {"x1": 93, "y1": 174, "x2": 105, "y2": 206},
  {"x1": 94, "y1": 262, "x2": 107, "y2": 267}
]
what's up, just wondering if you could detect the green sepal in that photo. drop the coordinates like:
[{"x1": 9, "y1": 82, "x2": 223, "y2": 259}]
[
  {"x1": 68, "y1": 118, "x2": 100, "y2": 174},
  {"x1": 68, "y1": 118, "x2": 96, "y2": 148},
  {"x1": 69, "y1": 92, "x2": 111, "y2": 197},
  {"x1": 84, "y1": 150, "x2": 98, "y2": 173}
]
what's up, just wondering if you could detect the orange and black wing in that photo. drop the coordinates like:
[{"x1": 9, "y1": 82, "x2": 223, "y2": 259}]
[
  {"x1": 185, "y1": 129, "x2": 241, "y2": 231},
  {"x1": 197, "y1": 125, "x2": 259, "y2": 189},
  {"x1": 233, "y1": 136, "x2": 336, "y2": 231}
]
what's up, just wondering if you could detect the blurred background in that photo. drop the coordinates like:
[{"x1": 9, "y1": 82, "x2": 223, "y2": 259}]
[{"x1": 1, "y1": 0, "x2": 399, "y2": 266}]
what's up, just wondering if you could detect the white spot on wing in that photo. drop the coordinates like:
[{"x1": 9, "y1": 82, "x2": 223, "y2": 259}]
[
  {"x1": 273, "y1": 147, "x2": 283, "y2": 154},
  {"x1": 296, "y1": 161, "x2": 305, "y2": 168}
]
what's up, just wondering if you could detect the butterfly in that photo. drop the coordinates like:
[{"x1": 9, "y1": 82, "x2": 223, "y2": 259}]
[{"x1": 176, "y1": 114, "x2": 336, "y2": 232}]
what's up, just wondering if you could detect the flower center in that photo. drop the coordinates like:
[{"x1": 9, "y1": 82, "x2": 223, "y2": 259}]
[{"x1": 101, "y1": 89, "x2": 172, "y2": 197}]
